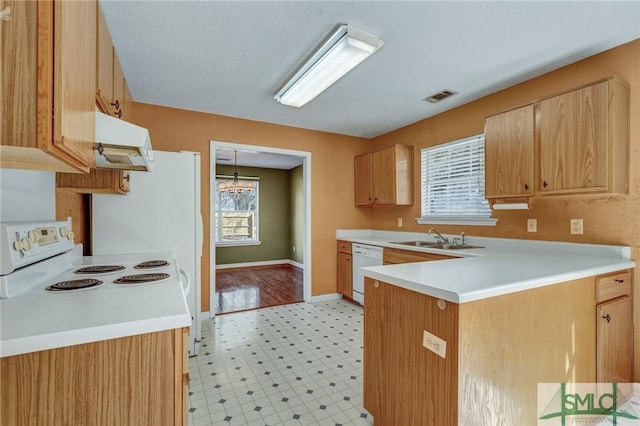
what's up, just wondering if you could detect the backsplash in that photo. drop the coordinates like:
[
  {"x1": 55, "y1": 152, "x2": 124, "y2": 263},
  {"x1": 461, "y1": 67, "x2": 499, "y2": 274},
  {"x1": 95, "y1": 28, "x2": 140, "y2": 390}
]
[{"x1": 0, "y1": 169, "x2": 55, "y2": 222}]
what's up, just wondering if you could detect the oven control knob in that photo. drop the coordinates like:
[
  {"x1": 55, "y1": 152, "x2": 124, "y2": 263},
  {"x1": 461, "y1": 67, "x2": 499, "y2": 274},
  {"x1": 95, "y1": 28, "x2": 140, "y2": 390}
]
[
  {"x1": 60, "y1": 227, "x2": 68, "y2": 238},
  {"x1": 28, "y1": 230, "x2": 40, "y2": 242},
  {"x1": 66, "y1": 231, "x2": 75, "y2": 241},
  {"x1": 13, "y1": 240, "x2": 24, "y2": 251},
  {"x1": 21, "y1": 238, "x2": 33, "y2": 251}
]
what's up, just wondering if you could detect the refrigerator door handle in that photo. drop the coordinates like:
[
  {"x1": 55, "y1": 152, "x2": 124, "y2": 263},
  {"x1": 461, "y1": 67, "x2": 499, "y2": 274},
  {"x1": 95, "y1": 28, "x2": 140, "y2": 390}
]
[
  {"x1": 179, "y1": 268, "x2": 191, "y2": 297},
  {"x1": 196, "y1": 214, "x2": 204, "y2": 257}
]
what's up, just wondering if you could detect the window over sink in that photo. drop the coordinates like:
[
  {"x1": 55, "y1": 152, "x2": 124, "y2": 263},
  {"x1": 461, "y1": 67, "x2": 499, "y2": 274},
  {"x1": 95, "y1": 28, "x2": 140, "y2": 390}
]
[
  {"x1": 418, "y1": 134, "x2": 496, "y2": 226},
  {"x1": 214, "y1": 177, "x2": 260, "y2": 246}
]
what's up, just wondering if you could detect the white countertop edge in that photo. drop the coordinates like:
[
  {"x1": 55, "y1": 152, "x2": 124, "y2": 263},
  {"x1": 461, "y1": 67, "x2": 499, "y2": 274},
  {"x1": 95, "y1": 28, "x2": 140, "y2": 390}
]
[
  {"x1": 336, "y1": 229, "x2": 631, "y2": 260},
  {"x1": 362, "y1": 260, "x2": 635, "y2": 304},
  {"x1": 0, "y1": 313, "x2": 191, "y2": 358}
]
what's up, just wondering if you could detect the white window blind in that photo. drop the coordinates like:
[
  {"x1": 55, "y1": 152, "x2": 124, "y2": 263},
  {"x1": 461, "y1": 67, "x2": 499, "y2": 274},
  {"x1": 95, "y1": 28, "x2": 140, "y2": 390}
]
[{"x1": 420, "y1": 134, "x2": 493, "y2": 224}]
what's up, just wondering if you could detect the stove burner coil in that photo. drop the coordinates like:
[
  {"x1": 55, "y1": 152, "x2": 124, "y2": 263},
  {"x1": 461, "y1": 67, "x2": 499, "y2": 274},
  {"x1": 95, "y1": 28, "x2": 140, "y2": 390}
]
[
  {"x1": 46, "y1": 279, "x2": 104, "y2": 292},
  {"x1": 74, "y1": 265, "x2": 126, "y2": 274},
  {"x1": 113, "y1": 273, "x2": 171, "y2": 285},
  {"x1": 134, "y1": 260, "x2": 170, "y2": 269}
]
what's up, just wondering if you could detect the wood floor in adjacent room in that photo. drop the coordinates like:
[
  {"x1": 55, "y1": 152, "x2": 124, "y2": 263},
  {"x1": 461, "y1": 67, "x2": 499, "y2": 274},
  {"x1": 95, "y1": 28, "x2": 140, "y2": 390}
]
[{"x1": 214, "y1": 265, "x2": 303, "y2": 315}]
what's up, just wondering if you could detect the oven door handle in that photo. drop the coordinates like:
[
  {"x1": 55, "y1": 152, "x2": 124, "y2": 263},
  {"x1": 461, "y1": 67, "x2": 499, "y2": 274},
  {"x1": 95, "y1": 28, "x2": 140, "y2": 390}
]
[{"x1": 179, "y1": 268, "x2": 191, "y2": 297}]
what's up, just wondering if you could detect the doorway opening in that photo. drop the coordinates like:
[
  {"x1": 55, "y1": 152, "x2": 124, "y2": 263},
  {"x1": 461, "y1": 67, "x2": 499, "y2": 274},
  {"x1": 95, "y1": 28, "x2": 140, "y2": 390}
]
[{"x1": 210, "y1": 141, "x2": 311, "y2": 316}]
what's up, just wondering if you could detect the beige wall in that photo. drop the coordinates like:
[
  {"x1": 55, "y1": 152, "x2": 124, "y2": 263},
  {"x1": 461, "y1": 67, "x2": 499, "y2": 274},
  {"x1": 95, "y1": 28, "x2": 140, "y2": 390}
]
[
  {"x1": 370, "y1": 39, "x2": 640, "y2": 380},
  {"x1": 130, "y1": 104, "x2": 372, "y2": 312}
]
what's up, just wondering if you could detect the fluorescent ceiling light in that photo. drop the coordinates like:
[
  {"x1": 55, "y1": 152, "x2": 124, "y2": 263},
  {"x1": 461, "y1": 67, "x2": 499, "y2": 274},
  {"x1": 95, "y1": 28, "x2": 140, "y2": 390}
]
[{"x1": 275, "y1": 24, "x2": 383, "y2": 108}]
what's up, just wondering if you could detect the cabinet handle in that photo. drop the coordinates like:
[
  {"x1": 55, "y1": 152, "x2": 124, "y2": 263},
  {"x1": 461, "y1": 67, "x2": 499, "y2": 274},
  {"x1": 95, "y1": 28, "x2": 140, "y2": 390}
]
[
  {"x1": 373, "y1": 281, "x2": 379, "y2": 288},
  {"x1": 111, "y1": 99, "x2": 120, "y2": 110},
  {"x1": 543, "y1": 181, "x2": 548, "y2": 188},
  {"x1": 524, "y1": 184, "x2": 529, "y2": 190},
  {"x1": 602, "y1": 313, "x2": 611, "y2": 323},
  {"x1": 116, "y1": 109, "x2": 123, "y2": 119},
  {"x1": 123, "y1": 174, "x2": 130, "y2": 182},
  {"x1": 614, "y1": 279, "x2": 624, "y2": 283}
]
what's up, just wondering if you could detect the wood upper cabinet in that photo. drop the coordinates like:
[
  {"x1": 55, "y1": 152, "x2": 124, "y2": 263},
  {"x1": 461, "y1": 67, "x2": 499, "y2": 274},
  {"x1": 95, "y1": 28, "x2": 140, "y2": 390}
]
[
  {"x1": 96, "y1": 5, "x2": 126, "y2": 119},
  {"x1": 336, "y1": 241, "x2": 353, "y2": 298},
  {"x1": 539, "y1": 78, "x2": 629, "y2": 195},
  {"x1": 354, "y1": 145, "x2": 413, "y2": 206},
  {"x1": 485, "y1": 104, "x2": 535, "y2": 199},
  {"x1": 595, "y1": 270, "x2": 633, "y2": 383},
  {"x1": 57, "y1": 169, "x2": 130, "y2": 194},
  {"x1": 1, "y1": 0, "x2": 97, "y2": 173},
  {"x1": 354, "y1": 153, "x2": 374, "y2": 206}
]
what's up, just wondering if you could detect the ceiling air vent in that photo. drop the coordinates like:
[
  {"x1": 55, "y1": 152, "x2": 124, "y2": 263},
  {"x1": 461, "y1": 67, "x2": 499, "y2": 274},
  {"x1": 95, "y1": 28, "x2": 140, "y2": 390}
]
[{"x1": 424, "y1": 89, "x2": 457, "y2": 104}]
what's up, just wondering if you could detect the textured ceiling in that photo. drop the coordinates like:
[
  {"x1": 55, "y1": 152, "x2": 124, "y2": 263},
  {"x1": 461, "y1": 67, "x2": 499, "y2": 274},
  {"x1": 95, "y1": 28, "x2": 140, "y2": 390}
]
[{"x1": 100, "y1": 1, "x2": 640, "y2": 139}]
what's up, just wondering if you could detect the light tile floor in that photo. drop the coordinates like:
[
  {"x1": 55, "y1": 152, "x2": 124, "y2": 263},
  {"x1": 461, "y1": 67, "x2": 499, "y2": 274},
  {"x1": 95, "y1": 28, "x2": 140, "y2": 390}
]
[{"x1": 188, "y1": 299, "x2": 373, "y2": 426}]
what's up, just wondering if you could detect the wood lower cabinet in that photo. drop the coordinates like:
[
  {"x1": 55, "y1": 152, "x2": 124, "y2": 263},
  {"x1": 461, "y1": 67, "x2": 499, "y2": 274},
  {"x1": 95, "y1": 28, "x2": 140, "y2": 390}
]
[
  {"x1": 1, "y1": 327, "x2": 189, "y2": 426},
  {"x1": 354, "y1": 145, "x2": 413, "y2": 206},
  {"x1": 1, "y1": 0, "x2": 96, "y2": 173},
  {"x1": 57, "y1": 169, "x2": 130, "y2": 194},
  {"x1": 383, "y1": 247, "x2": 452, "y2": 265},
  {"x1": 364, "y1": 276, "x2": 599, "y2": 425},
  {"x1": 595, "y1": 270, "x2": 633, "y2": 383},
  {"x1": 539, "y1": 78, "x2": 629, "y2": 195},
  {"x1": 336, "y1": 240, "x2": 353, "y2": 299},
  {"x1": 485, "y1": 104, "x2": 535, "y2": 199}
]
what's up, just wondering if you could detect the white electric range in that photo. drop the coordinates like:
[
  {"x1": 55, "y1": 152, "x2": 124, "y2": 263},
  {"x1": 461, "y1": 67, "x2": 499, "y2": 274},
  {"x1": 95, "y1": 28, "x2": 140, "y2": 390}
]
[{"x1": 0, "y1": 220, "x2": 191, "y2": 357}]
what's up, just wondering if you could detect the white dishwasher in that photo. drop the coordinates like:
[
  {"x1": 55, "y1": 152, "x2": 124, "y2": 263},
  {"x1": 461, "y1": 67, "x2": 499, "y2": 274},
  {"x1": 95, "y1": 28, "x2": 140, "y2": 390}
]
[{"x1": 352, "y1": 243, "x2": 383, "y2": 305}]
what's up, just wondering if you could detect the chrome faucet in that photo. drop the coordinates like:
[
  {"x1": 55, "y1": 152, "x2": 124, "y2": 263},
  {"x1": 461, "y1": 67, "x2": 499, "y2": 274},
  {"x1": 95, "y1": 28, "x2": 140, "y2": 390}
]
[{"x1": 428, "y1": 228, "x2": 449, "y2": 244}]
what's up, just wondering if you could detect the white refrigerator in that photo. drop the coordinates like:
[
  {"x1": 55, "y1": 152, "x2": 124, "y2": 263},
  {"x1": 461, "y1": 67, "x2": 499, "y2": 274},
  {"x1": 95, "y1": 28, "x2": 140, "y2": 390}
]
[{"x1": 92, "y1": 151, "x2": 203, "y2": 356}]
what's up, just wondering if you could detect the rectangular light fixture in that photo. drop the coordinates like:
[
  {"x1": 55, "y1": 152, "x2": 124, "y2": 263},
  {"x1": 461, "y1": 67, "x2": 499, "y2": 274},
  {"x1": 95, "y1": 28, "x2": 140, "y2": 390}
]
[{"x1": 274, "y1": 24, "x2": 383, "y2": 108}]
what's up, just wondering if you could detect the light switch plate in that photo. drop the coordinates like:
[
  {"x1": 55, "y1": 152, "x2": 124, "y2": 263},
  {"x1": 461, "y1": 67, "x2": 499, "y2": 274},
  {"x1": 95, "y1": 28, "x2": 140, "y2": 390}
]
[
  {"x1": 527, "y1": 219, "x2": 537, "y2": 232},
  {"x1": 397, "y1": 218, "x2": 403, "y2": 227},
  {"x1": 423, "y1": 330, "x2": 446, "y2": 358}
]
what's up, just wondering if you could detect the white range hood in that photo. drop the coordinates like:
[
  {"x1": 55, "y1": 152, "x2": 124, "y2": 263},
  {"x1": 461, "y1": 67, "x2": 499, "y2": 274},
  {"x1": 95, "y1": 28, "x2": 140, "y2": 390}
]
[{"x1": 94, "y1": 112, "x2": 154, "y2": 172}]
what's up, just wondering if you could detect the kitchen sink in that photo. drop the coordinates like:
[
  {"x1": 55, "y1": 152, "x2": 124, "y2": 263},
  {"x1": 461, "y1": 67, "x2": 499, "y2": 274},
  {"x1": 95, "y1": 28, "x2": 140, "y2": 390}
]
[
  {"x1": 390, "y1": 241, "x2": 440, "y2": 247},
  {"x1": 390, "y1": 241, "x2": 483, "y2": 250},
  {"x1": 431, "y1": 243, "x2": 484, "y2": 250}
]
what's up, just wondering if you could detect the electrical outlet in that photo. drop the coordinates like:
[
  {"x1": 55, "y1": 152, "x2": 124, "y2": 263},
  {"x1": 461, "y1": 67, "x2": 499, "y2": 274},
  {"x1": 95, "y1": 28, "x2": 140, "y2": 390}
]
[
  {"x1": 570, "y1": 219, "x2": 583, "y2": 235},
  {"x1": 423, "y1": 330, "x2": 446, "y2": 358},
  {"x1": 397, "y1": 218, "x2": 403, "y2": 227},
  {"x1": 292, "y1": 246, "x2": 296, "y2": 252},
  {"x1": 527, "y1": 219, "x2": 537, "y2": 233}
]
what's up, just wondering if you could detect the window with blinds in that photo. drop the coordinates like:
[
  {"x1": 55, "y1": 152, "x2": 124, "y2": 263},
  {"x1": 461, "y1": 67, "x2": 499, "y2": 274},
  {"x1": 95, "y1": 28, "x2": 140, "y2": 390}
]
[{"x1": 420, "y1": 134, "x2": 493, "y2": 225}]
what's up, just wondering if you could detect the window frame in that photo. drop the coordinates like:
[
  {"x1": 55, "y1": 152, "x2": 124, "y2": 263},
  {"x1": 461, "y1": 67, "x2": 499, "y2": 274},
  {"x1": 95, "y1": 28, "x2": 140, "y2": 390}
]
[
  {"x1": 416, "y1": 134, "x2": 497, "y2": 227},
  {"x1": 214, "y1": 177, "x2": 262, "y2": 247}
]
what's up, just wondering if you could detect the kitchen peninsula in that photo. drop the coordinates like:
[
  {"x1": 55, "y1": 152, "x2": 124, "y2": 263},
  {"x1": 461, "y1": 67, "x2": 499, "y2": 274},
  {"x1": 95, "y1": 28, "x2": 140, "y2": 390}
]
[{"x1": 337, "y1": 230, "x2": 635, "y2": 425}]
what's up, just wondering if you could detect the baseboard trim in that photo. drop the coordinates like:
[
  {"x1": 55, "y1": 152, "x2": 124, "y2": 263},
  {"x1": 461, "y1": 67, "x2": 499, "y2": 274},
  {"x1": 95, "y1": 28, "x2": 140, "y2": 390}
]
[
  {"x1": 310, "y1": 293, "x2": 342, "y2": 303},
  {"x1": 216, "y1": 259, "x2": 303, "y2": 270}
]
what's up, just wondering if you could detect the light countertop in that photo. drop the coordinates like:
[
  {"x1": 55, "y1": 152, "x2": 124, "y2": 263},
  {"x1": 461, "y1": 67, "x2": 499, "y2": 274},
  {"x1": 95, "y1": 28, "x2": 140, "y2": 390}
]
[
  {"x1": 0, "y1": 251, "x2": 191, "y2": 357},
  {"x1": 337, "y1": 230, "x2": 635, "y2": 303}
]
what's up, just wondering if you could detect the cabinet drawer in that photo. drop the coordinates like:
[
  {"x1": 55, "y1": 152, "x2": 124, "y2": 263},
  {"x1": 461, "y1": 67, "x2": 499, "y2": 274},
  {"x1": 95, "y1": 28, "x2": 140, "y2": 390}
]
[
  {"x1": 337, "y1": 240, "x2": 352, "y2": 254},
  {"x1": 596, "y1": 271, "x2": 631, "y2": 302}
]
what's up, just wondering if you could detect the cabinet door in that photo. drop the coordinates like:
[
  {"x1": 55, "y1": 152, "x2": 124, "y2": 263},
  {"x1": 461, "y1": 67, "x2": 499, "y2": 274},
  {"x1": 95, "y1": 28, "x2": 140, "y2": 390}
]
[
  {"x1": 597, "y1": 296, "x2": 632, "y2": 383},
  {"x1": 96, "y1": 5, "x2": 114, "y2": 115},
  {"x1": 485, "y1": 104, "x2": 534, "y2": 198},
  {"x1": 1, "y1": 0, "x2": 38, "y2": 149},
  {"x1": 354, "y1": 153, "x2": 374, "y2": 206},
  {"x1": 123, "y1": 81, "x2": 133, "y2": 121},
  {"x1": 112, "y1": 51, "x2": 125, "y2": 118},
  {"x1": 539, "y1": 82, "x2": 608, "y2": 193},
  {"x1": 47, "y1": 0, "x2": 97, "y2": 170},
  {"x1": 56, "y1": 169, "x2": 130, "y2": 194},
  {"x1": 373, "y1": 147, "x2": 395, "y2": 204},
  {"x1": 337, "y1": 252, "x2": 352, "y2": 297}
]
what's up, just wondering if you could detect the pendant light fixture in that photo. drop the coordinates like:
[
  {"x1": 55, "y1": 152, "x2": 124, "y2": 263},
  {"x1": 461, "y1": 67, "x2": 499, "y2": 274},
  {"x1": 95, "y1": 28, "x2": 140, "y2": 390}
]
[{"x1": 217, "y1": 151, "x2": 255, "y2": 198}]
